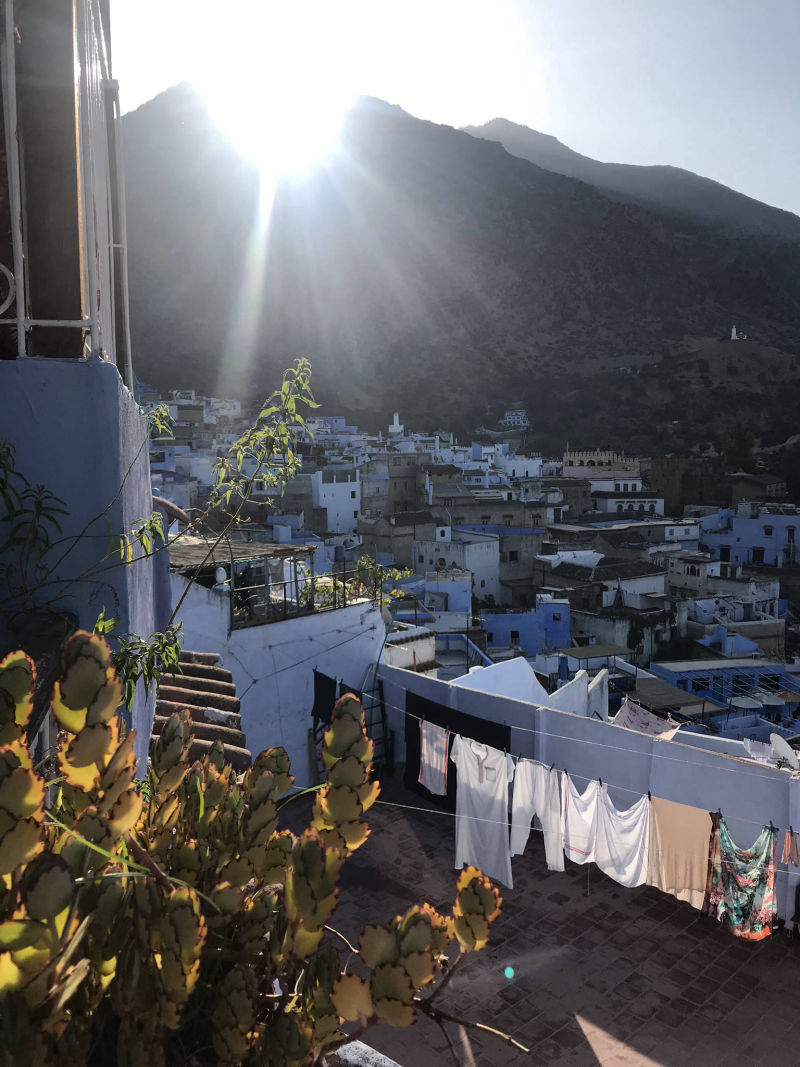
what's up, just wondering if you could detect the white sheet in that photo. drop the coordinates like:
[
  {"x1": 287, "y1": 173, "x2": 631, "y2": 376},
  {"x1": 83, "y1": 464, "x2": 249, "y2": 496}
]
[
  {"x1": 595, "y1": 787, "x2": 650, "y2": 888},
  {"x1": 562, "y1": 772, "x2": 600, "y2": 865}
]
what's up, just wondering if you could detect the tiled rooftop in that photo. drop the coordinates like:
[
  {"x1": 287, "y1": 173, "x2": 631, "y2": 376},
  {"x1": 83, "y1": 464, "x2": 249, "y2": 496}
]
[{"x1": 318, "y1": 777, "x2": 800, "y2": 1066}]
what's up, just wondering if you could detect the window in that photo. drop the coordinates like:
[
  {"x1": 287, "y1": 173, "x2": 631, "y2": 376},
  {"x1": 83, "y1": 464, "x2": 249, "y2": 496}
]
[
  {"x1": 353, "y1": 511, "x2": 358, "y2": 519},
  {"x1": 615, "y1": 483, "x2": 620, "y2": 492},
  {"x1": 480, "y1": 580, "x2": 486, "y2": 588},
  {"x1": 552, "y1": 612, "x2": 561, "y2": 621},
  {"x1": 418, "y1": 554, "x2": 424, "y2": 563},
  {"x1": 510, "y1": 630, "x2": 520, "y2": 643},
  {"x1": 764, "y1": 525, "x2": 773, "y2": 536},
  {"x1": 616, "y1": 504, "x2": 623, "y2": 513},
  {"x1": 508, "y1": 550, "x2": 518, "y2": 562},
  {"x1": 350, "y1": 490, "x2": 356, "y2": 498},
  {"x1": 789, "y1": 527, "x2": 796, "y2": 543},
  {"x1": 752, "y1": 547, "x2": 764, "y2": 564},
  {"x1": 438, "y1": 557, "x2": 446, "y2": 567},
  {"x1": 692, "y1": 677, "x2": 710, "y2": 692},
  {"x1": 487, "y1": 632, "x2": 494, "y2": 642}
]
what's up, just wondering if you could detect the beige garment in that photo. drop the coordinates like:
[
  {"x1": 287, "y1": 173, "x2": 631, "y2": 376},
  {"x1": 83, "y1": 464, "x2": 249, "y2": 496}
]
[{"x1": 647, "y1": 796, "x2": 712, "y2": 910}]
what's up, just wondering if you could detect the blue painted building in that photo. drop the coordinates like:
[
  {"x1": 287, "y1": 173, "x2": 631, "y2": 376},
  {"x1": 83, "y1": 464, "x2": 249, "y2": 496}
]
[
  {"x1": 649, "y1": 657, "x2": 800, "y2": 708},
  {"x1": 481, "y1": 596, "x2": 571, "y2": 656},
  {"x1": 700, "y1": 503, "x2": 800, "y2": 567}
]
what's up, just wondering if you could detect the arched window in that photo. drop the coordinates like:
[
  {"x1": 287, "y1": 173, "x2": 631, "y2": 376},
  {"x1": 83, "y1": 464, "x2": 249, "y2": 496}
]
[
  {"x1": 617, "y1": 503, "x2": 623, "y2": 513},
  {"x1": 648, "y1": 503, "x2": 655, "y2": 513}
]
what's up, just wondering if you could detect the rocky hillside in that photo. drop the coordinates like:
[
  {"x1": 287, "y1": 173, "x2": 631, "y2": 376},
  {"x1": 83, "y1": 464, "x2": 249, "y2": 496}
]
[{"x1": 122, "y1": 87, "x2": 800, "y2": 449}]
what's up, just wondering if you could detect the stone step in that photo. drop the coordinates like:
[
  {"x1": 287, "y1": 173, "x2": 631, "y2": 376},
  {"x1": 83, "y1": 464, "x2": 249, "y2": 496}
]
[
  {"x1": 158, "y1": 684, "x2": 240, "y2": 715},
  {"x1": 170, "y1": 660, "x2": 233, "y2": 685},
  {"x1": 153, "y1": 714, "x2": 246, "y2": 750},
  {"x1": 155, "y1": 699, "x2": 242, "y2": 732},
  {"x1": 180, "y1": 650, "x2": 222, "y2": 667},
  {"x1": 186, "y1": 737, "x2": 251, "y2": 773},
  {"x1": 159, "y1": 672, "x2": 237, "y2": 698}
]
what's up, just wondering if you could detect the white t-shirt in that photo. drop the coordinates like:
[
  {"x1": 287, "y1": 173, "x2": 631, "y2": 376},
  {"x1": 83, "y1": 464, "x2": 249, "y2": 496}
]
[{"x1": 450, "y1": 736, "x2": 515, "y2": 889}]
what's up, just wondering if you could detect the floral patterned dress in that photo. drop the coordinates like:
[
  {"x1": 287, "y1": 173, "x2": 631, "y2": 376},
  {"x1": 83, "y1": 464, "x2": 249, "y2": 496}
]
[{"x1": 703, "y1": 814, "x2": 777, "y2": 941}]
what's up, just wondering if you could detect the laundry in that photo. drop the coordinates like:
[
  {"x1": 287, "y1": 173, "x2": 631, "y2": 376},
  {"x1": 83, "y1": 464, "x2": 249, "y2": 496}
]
[
  {"x1": 594, "y1": 787, "x2": 650, "y2": 888},
  {"x1": 418, "y1": 720, "x2": 450, "y2": 796},
  {"x1": 450, "y1": 736, "x2": 515, "y2": 889},
  {"x1": 403, "y1": 691, "x2": 511, "y2": 812},
  {"x1": 704, "y1": 815, "x2": 777, "y2": 941},
  {"x1": 781, "y1": 829, "x2": 800, "y2": 867},
  {"x1": 613, "y1": 697, "x2": 682, "y2": 740},
  {"x1": 743, "y1": 738, "x2": 774, "y2": 763},
  {"x1": 510, "y1": 761, "x2": 564, "y2": 872},
  {"x1": 647, "y1": 797, "x2": 712, "y2": 910},
  {"x1": 561, "y1": 772, "x2": 600, "y2": 865}
]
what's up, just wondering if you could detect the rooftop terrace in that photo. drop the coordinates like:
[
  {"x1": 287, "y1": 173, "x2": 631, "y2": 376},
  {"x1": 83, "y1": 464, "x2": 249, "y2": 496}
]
[{"x1": 318, "y1": 778, "x2": 800, "y2": 1066}]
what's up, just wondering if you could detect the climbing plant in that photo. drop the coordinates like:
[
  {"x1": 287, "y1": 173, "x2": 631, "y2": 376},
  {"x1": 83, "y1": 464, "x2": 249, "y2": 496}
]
[{"x1": 0, "y1": 633, "x2": 521, "y2": 1066}]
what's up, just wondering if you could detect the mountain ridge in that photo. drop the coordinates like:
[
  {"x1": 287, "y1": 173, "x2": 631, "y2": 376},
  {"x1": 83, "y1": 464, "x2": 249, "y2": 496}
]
[
  {"x1": 121, "y1": 86, "x2": 800, "y2": 450},
  {"x1": 462, "y1": 117, "x2": 800, "y2": 241}
]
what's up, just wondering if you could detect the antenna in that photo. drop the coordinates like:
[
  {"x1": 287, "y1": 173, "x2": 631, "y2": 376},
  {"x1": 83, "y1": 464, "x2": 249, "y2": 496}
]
[{"x1": 770, "y1": 732, "x2": 799, "y2": 772}]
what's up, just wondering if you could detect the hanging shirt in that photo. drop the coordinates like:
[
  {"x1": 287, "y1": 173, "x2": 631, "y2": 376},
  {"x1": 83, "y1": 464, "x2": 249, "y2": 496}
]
[
  {"x1": 510, "y1": 761, "x2": 564, "y2": 872},
  {"x1": 703, "y1": 815, "x2": 777, "y2": 941},
  {"x1": 594, "y1": 786, "x2": 650, "y2": 888},
  {"x1": 450, "y1": 736, "x2": 515, "y2": 889},
  {"x1": 418, "y1": 720, "x2": 450, "y2": 796},
  {"x1": 561, "y1": 772, "x2": 600, "y2": 865},
  {"x1": 647, "y1": 797, "x2": 712, "y2": 910}
]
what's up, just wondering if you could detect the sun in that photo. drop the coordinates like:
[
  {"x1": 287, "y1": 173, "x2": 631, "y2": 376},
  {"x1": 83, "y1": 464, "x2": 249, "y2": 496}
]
[{"x1": 189, "y1": 9, "x2": 356, "y2": 182}]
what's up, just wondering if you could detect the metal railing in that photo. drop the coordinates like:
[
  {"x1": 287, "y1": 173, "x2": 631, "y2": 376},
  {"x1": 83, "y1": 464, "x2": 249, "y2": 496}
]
[
  {"x1": 0, "y1": 0, "x2": 132, "y2": 384},
  {"x1": 230, "y1": 562, "x2": 383, "y2": 629}
]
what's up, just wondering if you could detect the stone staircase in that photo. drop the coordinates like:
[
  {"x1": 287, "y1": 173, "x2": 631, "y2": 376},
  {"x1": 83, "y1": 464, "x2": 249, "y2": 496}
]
[{"x1": 152, "y1": 650, "x2": 252, "y2": 772}]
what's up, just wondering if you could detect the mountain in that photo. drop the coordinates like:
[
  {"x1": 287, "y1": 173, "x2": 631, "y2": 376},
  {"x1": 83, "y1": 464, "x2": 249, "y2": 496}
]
[
  {"x1": 461, "y1": 118, "x2": 800, "y2": 242},
  {"x1": 122, "y1": 86, "x2": 800, "y2": 450}
]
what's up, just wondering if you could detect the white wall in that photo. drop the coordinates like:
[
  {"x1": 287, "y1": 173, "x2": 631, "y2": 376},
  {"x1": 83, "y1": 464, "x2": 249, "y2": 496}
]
[
  {"x1": 172, "y1": 575, "x2": 384, "y2": 784},
  {"x1": 312, "y1": 471, "x2": 361, "y2": 533}
]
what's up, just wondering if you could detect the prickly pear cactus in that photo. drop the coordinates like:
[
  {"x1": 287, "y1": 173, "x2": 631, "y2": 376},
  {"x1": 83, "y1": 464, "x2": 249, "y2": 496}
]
[{"x1": 0, "y1": 639, "x2": 503, "y2": 1066}]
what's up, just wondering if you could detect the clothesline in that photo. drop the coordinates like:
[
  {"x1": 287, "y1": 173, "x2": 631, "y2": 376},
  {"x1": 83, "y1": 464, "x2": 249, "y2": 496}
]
[{"x1": 371, "y1": 691, "x2": 796, "y2": 821}]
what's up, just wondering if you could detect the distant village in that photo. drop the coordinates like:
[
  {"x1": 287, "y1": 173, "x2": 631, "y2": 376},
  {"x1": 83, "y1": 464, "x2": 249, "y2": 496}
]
[{"x1": 145, "y1": 385, "x2": 800, "y2": 754}]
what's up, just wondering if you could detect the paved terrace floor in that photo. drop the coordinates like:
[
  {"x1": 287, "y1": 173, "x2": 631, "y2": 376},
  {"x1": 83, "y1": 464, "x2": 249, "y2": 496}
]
[{"x1": 312, "y1": 777, "x2": 800, "y2": 1067}]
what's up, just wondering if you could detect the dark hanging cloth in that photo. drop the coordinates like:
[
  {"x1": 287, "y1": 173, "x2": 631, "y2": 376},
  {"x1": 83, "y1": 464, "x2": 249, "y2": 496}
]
[
  {"x1": 339, "y1": 680, "x2": 363, "y2": 704},
  {"x1": 404, "y1": 690, "x2": 511, "y2": 812},
  {"x1": 312, "y1": 669, "x2": 338, "y2": 727}
]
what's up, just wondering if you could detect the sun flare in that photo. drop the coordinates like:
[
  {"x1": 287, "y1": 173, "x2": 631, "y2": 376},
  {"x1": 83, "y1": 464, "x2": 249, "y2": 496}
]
[{"x1": 189, "y1": 7, "x2": 356, "y2": 182}]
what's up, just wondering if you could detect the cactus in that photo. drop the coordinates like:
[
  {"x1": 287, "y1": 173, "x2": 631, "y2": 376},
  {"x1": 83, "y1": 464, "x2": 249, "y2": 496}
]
[{"x1": 0, "y1": 633, "x2": 507, "y2": 1065}]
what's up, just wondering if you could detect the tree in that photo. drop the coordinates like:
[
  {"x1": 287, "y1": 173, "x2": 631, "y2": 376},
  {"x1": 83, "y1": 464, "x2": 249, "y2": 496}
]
[{"x1": 717, "y1": 418, "x2": 755, "y2": 472}]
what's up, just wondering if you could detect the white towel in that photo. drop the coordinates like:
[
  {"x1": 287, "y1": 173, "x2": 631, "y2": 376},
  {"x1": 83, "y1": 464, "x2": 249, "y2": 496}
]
[
  {"x1": 595, "y1": 787, "x2": 650, "y2": 888},
  {"x1": 418, "y1": 720, "x2": 450, "y2": 796},
  {"x1": 510, "y1": 761, "x2": 564, "y2": 871},
  {"x1": 562, "y1": 772, "x2": 600, "y2": 865}
]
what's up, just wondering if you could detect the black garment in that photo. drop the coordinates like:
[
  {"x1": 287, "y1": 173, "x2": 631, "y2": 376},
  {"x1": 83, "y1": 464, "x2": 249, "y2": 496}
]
[
  {"x1": 312, "y1": 669, "x2": 339, "y2": 727},
  {"x1": 404, "y1": 690, "x2": 511, "y2": 813},
  {"x1": 339, "y1": 680, "x2": 363, "y2": 703}
]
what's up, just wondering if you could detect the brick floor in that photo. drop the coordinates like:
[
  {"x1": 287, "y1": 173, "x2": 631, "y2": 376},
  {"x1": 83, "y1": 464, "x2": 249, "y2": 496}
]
[{"x1": 312, "y1": 776, "x2": 800, "y2": 1066}]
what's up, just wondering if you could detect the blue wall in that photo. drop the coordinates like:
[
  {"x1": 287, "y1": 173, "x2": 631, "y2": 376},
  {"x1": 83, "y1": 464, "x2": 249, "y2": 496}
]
[{"x1": 481, "y1": 602, "x2": 570, "y2": 656}]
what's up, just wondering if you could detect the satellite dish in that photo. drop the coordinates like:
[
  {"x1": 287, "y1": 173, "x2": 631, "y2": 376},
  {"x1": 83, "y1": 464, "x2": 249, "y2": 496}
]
[{"x1": 770, "y1": 732, "x2": 800, "y2": 771}]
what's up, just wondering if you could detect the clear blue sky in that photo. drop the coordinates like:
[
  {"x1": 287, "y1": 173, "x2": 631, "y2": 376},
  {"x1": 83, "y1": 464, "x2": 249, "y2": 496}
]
[{"x1": 110, "y1": 0, "x2": 800, "y2": 216}]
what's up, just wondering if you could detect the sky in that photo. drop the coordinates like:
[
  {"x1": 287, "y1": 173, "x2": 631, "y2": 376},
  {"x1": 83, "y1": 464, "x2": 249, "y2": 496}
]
[{"x1": 110, "y1": 0, "x2": 800, "y2": 216}]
